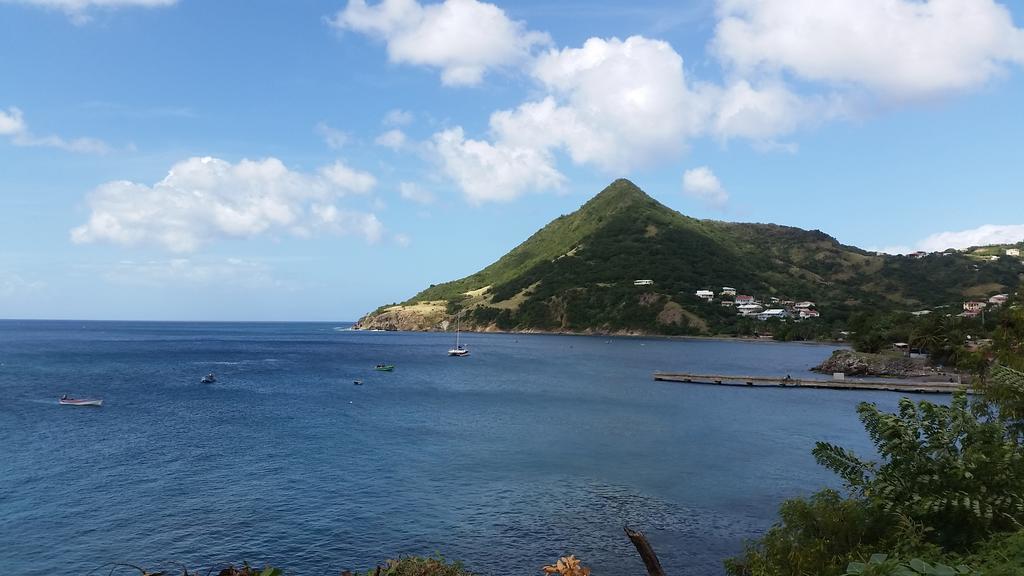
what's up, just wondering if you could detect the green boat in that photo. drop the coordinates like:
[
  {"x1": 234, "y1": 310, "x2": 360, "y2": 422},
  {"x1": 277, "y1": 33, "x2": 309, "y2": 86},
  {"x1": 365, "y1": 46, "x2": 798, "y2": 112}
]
[{"x1": 374, "y1": 364, "x2": 395, "y2": 372}]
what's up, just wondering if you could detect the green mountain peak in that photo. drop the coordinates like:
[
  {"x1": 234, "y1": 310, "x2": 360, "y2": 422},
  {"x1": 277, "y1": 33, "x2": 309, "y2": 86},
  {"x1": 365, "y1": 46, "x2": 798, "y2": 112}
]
[{"x1": 359, "y1": 179, "x2": 1024, "y2": 336}]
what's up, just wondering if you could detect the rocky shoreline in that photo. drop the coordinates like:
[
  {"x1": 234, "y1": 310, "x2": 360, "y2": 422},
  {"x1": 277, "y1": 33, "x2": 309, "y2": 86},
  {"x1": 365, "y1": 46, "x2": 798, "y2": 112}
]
[
  {"x1": 811, "y1": 349, "x2": 945, "y2": 378},
  {"x1": 353, "y1": 316, "x2": 841, "y2": 345}
]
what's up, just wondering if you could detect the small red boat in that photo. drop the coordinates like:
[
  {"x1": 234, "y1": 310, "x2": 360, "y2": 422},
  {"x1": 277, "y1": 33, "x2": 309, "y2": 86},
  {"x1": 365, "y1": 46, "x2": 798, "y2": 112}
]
[{"x1": 59, "y1": 395, "x2": 103, "y2": 407}]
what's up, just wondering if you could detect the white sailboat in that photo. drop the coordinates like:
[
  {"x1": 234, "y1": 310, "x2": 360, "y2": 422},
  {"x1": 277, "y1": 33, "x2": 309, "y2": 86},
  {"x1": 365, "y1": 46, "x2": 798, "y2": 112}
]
[{"x1": 448, "y1": 311, "x2": 470, "y2": 357}]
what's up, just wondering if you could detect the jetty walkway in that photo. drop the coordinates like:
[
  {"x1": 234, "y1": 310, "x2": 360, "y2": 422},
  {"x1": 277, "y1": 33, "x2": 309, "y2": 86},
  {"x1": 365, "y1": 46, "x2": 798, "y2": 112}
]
[{"x1": 652, "y1": 372, "x2": 970, "y2": 394}]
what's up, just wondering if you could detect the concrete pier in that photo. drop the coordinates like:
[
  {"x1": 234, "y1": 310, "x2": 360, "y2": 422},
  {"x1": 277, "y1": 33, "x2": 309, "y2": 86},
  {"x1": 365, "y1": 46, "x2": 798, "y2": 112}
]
[{"x1": 652, "y1": 372, "x2": 970, "y2": 394}]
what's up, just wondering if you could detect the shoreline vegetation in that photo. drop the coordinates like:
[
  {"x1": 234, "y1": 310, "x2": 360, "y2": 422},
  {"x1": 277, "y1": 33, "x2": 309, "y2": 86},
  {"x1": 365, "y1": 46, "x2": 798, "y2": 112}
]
[
  {"x1": 353, "y1": 323, "x2": 845, "y2": 345},
  {"x1": 100, "y1": 529, "x2": 660, "y2": 576}
]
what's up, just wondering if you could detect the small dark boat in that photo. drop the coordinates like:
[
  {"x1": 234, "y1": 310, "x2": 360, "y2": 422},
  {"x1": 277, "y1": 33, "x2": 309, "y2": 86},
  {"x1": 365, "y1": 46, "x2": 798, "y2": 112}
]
[
  {"x1": 374, "y1": 364, "x2": 395, "y2": 371},
  {"x1": 200, "y1": 373, "x2": 216, "y2": 384},
  {"x1": 353, "y1": 380, "x2": 364, "y2": 386}
]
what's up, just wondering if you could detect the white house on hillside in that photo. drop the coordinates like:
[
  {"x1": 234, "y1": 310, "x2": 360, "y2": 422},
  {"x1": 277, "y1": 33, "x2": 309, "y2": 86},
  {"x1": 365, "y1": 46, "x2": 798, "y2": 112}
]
[
  {"x1": 963, "y1": 301, "x2": 988, "y2": 317},
  {"x1": 737, "y1": 303, "x2": 764, "y2": 316},
  {"x1": 633, "y1": 279, "x2": 654, "y2": 286},
  {"x1": 794, "y1": 301, "x2": 816, "y2": 310},
  {"x1": 989, "y1": 294, "x2": 1010, "y2": 306},
  {"x1": 757, "y1": 309, "x2": 790, "y2": 321},
  {"x1": 1007, "y1": 248, "x2": 1021, "y2": 257},
  {"x1": 695, "y1": 290, "x2": 715, "y2": 301},
  {"x1": 720, "y1": 287, "x2": 737, "y2": 297}
]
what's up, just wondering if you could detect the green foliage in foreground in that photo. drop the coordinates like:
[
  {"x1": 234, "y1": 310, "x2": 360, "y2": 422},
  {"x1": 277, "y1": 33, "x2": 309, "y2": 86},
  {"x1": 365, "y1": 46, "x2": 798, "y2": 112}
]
[
  {"x1": 844, "y1": 554, "x2": 978, "y2": 576},
  {"x1": 130, "y1": 556, "x2": 471, "y2": 576},
  {"x1": 368, "y1": 556, "x2": 474, "y2": 576},
  {"x1": 814, "y1": 393, "x2": 1024, "y2": 550},
  {"x1": 726, "y1": 364, "x2": 1024, "y2": 576}
]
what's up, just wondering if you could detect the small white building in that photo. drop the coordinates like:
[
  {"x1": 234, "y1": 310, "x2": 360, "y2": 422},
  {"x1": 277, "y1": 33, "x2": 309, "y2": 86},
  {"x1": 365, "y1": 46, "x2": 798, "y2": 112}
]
[
  {"x1": 794, "y1": 301, "x2": 816, "y2": 310},
  {"x1": 720, "y1": 287, "x2": 737, "y2": 297},
  {"x1": 720, "y1": 300, "x2": 735, "y2": 307},
  {"x1": 964, "y1": 301, "x2": 988, "y2": 314},
  {"x1": 799, "y1": 309, "x2": 820, "y2": 319},
  {"x1": 633, "y1": 279, "x2": 654, "y2": 286},
  {"x1": 1007, "y1": 248, "x2": 1021, "y2": 257},
  {"x1": 757, "y1": 309, "x2": 790, "y2": 321},
  {"x1": 911, "y1": 310, "x2": 932, "y2": 316},
  {"x1": 695, "y1": 290, "x2": 715, "y2": 301},
  {"x1": 989, "y1": 294, "x2": 1010, "y2": 306},
  {"x1": 735, "y1": 295, "x2": 755, "y2": 304},
  {"x1": 737, "y1": 303, "x2": 765, "y2": 316}
]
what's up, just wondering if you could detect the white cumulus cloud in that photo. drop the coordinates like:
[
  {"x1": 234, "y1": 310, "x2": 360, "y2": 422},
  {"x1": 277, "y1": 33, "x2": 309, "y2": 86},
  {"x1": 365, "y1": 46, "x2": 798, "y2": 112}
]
[
  {"x1": 706, "y1": 80, "x2": 847, "y2": 143},
  {"x1": 371, "y1": 3, "x2": 1024, "y2": 203},
  {"x1": 431, "y1": 127, "x2": 565, "y2": 203},
  {"x1": 682, "y1": 166, "x2": 730, "y2": 208},
  {"x1": 434, "y1": 35, "x2": 711, "y2": 202},
  {"x1": 71, "y1": 156, "x2": 383, "y2": 253},
  {"x1": 0, "y1": 106, "x2": 109, "y2": 154},
  {"x1": 713, "y1": 0, "x2": 1024, "y2": 99},
  {"x1": 516, "y1": 36, "x2": 708, "y2": 170},
  {"x1": 330, "y1": 0, "x2": 551, "y2": 86}
]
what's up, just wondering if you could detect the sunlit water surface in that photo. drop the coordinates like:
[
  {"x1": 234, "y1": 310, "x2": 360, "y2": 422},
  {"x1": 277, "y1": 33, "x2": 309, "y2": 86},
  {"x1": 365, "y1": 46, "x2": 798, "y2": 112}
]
[{"x1": 0, "y1": 321, "x2": 903, "y2": 575}]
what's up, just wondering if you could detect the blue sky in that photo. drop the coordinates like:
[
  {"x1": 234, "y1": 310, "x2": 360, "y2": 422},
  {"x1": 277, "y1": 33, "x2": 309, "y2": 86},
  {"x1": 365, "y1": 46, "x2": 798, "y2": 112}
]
[{"x1": 1, "y1": 0, "x2": 1023, "y2": 321}]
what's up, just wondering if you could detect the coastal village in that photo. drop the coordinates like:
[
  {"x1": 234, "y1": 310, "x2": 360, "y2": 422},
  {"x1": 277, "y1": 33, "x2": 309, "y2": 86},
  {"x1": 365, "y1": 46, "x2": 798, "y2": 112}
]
[
  {"x1": 645, "y1": 244, "x2": 1024, "y2": 325},
  {"x1": 633, "y1": 279, "x2": 821, "y2": 321}
]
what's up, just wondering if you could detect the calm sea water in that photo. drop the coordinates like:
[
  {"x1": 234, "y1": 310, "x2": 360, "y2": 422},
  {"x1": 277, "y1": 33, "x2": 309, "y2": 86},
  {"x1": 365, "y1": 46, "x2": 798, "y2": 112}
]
[{"x1": 0, "y1": 321, "x2": 903, "y2": 576}]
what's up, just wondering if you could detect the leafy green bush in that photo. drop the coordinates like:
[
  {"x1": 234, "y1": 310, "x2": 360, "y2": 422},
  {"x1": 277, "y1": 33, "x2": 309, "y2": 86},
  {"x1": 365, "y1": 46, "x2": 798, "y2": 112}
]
[
  {"x1": 844, "y1": 554, "x2": 977, "y2": 576},
  {"x1": 368, "y1": 556, "x2": 473, "y2": 576},
  {"x1": 813, "y1": 393, "x2": 1024, "y2": 550},
  {"x1": 723, "y1": 490, "x2": 891, "y2": 576},
  {"x1": 963, "y1": 529, "x2": 1024, "y2": 576}
]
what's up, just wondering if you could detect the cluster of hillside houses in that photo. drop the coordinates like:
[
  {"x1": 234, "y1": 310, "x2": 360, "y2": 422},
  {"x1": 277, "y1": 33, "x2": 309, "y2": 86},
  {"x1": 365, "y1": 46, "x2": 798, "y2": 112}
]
[
  {"x1": 961, "y1": 293, "x2": 1011, "y2": 318},
  {"x1": 631, "y1": 280, "x2": 818, "y2": 321},
  {"x1": 908, "y1": 247, "x2": 1021, "y2": 261},
  {"x1": 907, "y1": 293, "x2": 1011, "y2": 319},
  {"x1": 694, "y1": 286, "x2": 819, "y2": 321}
]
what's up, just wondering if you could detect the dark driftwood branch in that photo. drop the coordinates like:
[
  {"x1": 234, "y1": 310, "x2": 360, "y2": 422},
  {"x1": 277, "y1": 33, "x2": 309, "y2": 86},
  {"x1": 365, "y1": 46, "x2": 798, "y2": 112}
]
[{"x1": 624, "y1": 526, "x2": 667, "y2": 576}]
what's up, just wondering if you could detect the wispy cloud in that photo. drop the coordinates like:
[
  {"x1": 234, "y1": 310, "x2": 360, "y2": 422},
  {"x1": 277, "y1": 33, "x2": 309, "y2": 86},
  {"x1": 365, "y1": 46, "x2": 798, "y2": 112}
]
[
  {"x1": 315, "y1": 121, "x2": 351, "y2": 149},
  {"x1": 398, "y1": 181, "x2": 435, "y2": 204},
  {"x1": 383, "y1": 108, "x2": 414, "y2": 126},
  {"x1": 98, "y1": 257, "x2": 308, "y2": 291},
  {"x1": 374, "y1": 128, "x2": 408, "y2": 150},
  {"x1": 1, "y1": 0, "x2": 178, "y2": 23},
  {"x1": 878, "y1": 224, "x2": 1024, "y2": 254},
  {"x1": 0, "y1": 106, "x2": 110, "y2": 154},
  {"x1": 0, "y1": 271, "x2": 46, "y2": 297}
]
